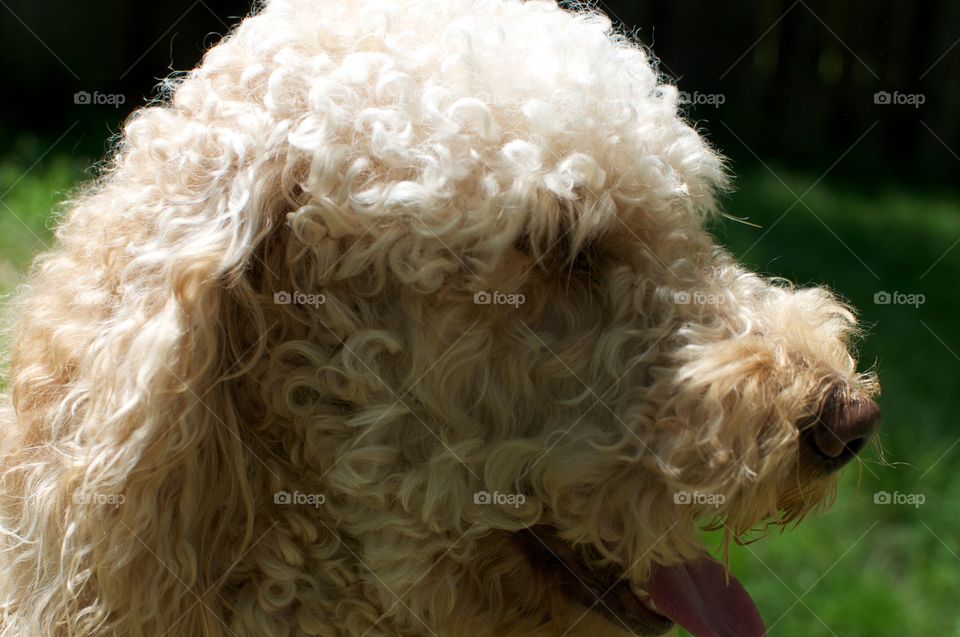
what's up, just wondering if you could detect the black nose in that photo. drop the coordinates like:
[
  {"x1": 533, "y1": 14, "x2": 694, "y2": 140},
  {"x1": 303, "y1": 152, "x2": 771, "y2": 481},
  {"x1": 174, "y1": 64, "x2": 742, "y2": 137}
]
[{"x1": 805, "y1": 391, "x2": 881, "y2": 467}]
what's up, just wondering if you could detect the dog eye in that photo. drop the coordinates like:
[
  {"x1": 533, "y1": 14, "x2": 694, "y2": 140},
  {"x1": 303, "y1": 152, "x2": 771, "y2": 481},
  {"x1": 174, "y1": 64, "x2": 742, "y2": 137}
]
[{"x1": 513, "y1": 231, "x2": 598, "y2": 274}]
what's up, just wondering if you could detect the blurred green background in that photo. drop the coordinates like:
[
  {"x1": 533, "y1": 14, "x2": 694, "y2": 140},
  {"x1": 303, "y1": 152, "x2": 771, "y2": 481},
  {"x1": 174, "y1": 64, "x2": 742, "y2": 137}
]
[{"x1": 1, "y1": 0, "x2": 958, "y2": 635}]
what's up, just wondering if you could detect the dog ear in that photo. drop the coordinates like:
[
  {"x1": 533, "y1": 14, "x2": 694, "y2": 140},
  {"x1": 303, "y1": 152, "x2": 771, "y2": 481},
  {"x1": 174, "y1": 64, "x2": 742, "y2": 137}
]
[{"x1": 0, "y1": 145, "x2": 288, "y2": 635}]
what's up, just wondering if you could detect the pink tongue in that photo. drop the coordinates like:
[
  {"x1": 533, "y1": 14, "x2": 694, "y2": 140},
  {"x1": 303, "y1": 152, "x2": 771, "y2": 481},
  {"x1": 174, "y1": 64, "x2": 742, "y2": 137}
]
[{"x1": 645, "y1": 554, "x2": 767, "y2": 637}]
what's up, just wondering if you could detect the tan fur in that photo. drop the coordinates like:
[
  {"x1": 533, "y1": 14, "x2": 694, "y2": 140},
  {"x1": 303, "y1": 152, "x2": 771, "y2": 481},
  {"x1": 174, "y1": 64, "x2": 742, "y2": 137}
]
[{"x1": 0, "y1": 0, "x2": 877, "y2": 635}]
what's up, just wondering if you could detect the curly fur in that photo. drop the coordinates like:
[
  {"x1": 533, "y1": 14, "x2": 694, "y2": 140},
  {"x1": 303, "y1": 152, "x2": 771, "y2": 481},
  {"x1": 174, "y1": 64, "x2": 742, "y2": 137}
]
[{"x1": 0, "y1": 0, "x2": 878, "y2": 635}]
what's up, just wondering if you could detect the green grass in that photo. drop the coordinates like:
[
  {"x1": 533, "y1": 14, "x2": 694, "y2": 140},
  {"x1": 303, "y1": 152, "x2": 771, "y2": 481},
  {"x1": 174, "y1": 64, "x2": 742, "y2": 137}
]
[
  {"x1": 0, "y1": 138, "x2": 87, "y2": 294},
  {"x1": 1, "y1": 146, "x2": 958, "y2": 635}
]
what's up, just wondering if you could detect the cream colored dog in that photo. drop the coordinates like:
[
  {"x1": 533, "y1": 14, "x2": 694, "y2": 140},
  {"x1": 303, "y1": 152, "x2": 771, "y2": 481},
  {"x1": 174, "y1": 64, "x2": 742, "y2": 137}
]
[{"x1": 0, "y1": 0, "x2": 880, "y2": 635}]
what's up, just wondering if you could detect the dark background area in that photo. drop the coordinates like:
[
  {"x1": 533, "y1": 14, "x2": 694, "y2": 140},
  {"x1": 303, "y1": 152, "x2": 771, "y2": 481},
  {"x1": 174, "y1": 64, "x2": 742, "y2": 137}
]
[{"x1": 1, "y1": 0, "x2": 958, "y2": 185}]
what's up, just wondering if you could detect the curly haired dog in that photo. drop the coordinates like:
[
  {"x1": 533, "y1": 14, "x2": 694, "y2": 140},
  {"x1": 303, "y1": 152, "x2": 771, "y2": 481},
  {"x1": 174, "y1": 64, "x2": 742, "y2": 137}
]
[{"x1": 0, "y1": 0, "x2": 881, "y2": 635}]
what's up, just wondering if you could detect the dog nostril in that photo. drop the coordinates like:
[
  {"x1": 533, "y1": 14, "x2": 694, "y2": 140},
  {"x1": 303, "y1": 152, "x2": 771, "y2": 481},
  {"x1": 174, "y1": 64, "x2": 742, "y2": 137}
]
[
  {"x1": 808, "y1": 395, "x2": 881, "y2": 460},
  {"x1": 843, "y1": 437, "x2": 868, "y2": 457}
]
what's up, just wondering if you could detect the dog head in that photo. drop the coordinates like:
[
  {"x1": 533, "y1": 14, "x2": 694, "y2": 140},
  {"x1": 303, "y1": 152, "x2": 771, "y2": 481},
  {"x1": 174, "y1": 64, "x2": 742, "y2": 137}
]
[{"x1": 2, "y1": 0, "x2": 879, "y2": 635}]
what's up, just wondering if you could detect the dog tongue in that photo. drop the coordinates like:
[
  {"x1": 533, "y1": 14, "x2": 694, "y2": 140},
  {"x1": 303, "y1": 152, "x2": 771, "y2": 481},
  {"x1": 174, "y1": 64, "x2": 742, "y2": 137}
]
[{"x1": 645, "y1": 554, "x2": 767, "y2": 637}]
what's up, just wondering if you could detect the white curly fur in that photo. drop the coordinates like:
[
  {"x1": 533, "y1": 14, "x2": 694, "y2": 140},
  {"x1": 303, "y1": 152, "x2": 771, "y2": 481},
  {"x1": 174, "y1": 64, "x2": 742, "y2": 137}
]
[{"x1": 0, "y1": 0, "x2": 878, "y2": 635}]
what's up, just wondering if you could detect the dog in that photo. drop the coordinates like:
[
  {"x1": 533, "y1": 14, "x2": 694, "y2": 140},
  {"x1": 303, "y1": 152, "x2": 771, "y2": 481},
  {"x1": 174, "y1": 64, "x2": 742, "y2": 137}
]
[{"x1": 0, "y1": 0, "x2": 880, "y2": 635}]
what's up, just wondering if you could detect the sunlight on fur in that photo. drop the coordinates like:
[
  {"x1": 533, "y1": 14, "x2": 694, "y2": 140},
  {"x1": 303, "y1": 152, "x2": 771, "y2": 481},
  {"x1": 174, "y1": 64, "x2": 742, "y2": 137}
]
[{"x1": 0, "y1": 0, "x2": 879, "y2": 635}]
